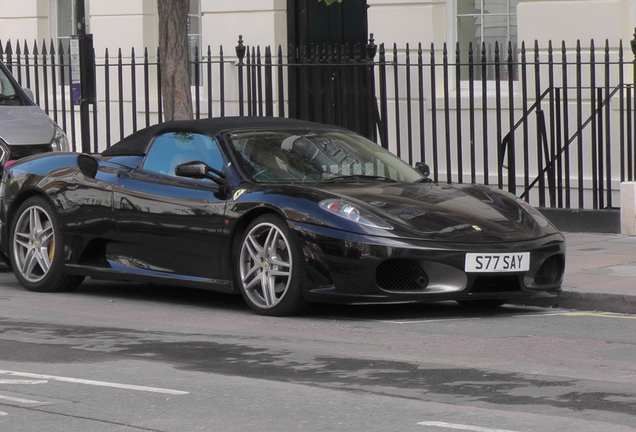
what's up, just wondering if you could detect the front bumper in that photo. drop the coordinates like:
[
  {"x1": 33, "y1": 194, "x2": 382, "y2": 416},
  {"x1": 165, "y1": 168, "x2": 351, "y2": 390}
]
[{"x1": 291, "y1": 221, "x2": 565, "y2": 304}]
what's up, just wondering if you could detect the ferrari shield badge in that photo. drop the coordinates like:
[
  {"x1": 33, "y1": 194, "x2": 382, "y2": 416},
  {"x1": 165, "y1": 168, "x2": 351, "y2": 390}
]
[{"x1": 233, "y1": 189, "x2": 246, "y2": 201}]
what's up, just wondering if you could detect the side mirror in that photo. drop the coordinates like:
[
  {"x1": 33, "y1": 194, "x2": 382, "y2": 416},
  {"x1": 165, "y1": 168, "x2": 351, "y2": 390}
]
[
  {"x1": 175, "y1": 161, "x2": 226, "y2": 185},
  {"x1": 415, "y1": 162, "x2": 430, "y2": 178},
  {"x1": 77, "y1": 154, "x2": 99, "y2": 178}
]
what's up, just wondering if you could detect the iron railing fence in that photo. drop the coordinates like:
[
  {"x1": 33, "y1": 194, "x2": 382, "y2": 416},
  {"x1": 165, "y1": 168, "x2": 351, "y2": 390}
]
[
  {"x1": 378, "y1": 39, "x2": 635, "y2": 211},
  {"x1": 1, "y1": 37, "x2": 635, "y2": 211}
]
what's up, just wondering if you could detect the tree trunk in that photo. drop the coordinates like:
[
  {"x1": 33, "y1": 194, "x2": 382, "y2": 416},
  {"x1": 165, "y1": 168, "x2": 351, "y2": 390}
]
[{"x1": 158, "y1": 0, "x2": 193, "y2": 121}]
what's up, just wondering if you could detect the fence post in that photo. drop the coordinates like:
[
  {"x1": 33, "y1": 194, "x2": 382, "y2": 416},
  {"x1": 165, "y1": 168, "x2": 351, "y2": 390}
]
[
  {"x1": 76, "y1": 0, "x2": 95, "y2": 153},
  {"x1": 236, "y1": 35, "x2": 246, "y2": 116},
  {"x1": 5, "y1": 41, "x2": 13, "y2": 71},
  {"x1": 631, "y1": 29, "x2": 636, "y2": 183},
  {"x1": 621, "y1": 182, "x2": 636, "y2": 235},
  {"x1": 622, "y1": 32, "x2": 636, "y2": 234},
  {"x1": 366, "y1": 34, "x2": 378, "y2": 142}
]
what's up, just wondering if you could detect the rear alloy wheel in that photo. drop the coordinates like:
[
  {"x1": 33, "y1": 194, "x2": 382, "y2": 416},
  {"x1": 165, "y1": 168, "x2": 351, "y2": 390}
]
[
  {"x1": 456, "y1": 299, "x2": 508, "y2": 309},
  {"x1": 10, "y1": 197, "x2": 84, "y2": 292},
  {"x1": 237, "y1": 214, "x2": 307, "y2": 316}
]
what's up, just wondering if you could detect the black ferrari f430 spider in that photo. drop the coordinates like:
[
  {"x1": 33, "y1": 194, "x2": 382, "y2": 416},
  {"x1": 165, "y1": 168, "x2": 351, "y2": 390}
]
[{"x1": 0, "y1": 117, "x2": 565, "y2": 316}]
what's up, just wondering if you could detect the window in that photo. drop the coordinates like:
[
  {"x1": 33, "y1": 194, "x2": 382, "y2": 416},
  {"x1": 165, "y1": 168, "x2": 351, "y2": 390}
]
[
  {"x1": 142, "y1": 132, "x2": 224, "y2": 178},
  {"x1": 55, "y1": 0, "x2": 75, "y2": 52},
  {"x1": 52, "y1": 0, "x2": 75, "y2": 85},
  {"x1": 457, "y1": 0, "x2": 517, "y2": 52},
  {"x1": 0, "y1": 68, "x2": 17, "y2": 99},
  {"x1": 456, "y1": 0, "x2": 518, "y2": 79},
  {"x1": 227, "y1": 130, "x2": 422, "y2": 183},
  {"x1": 54, "y1": 0, "x2": 90, "y2": 52},
  {"x1": 53, "y1": 0, "x2": 91, "y2": 84}
]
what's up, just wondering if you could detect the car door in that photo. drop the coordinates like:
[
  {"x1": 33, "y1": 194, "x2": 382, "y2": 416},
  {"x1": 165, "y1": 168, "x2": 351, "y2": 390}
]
[{"x1": 113, "y1": 131, "x2": 229, "y2": 280}]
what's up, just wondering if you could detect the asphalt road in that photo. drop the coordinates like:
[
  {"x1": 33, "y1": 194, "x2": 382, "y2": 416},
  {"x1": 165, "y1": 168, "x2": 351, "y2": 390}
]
[{"x1": 0, "y1": 264, "x2": 635, "y2": 432}]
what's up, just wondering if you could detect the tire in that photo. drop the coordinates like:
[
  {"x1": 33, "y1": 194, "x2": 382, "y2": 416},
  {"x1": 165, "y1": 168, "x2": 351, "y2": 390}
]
[
  {"x1": 9, "y1": 197, "x2": 84, "y2": 292},
  {"x1": 236, "y1": 214, "x2": 307, "y2": 316},
  {"x1": 456, "y1": 299, "x2": 508, "y2": 309}
]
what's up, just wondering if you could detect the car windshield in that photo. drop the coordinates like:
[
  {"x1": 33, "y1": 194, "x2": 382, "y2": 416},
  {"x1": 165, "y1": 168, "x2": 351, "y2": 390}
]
[
  {"x1": 0, "y1": 67, "x2": 18, "y2": 105},
  {"x1": 226, "y1": 130, "x2": 424, "y2": 184}
]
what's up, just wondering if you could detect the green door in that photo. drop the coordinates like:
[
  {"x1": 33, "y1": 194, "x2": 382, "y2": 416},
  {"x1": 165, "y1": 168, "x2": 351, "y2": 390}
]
[{"x1": 287, "y1": 0, "x2": 376, "y2": 140}]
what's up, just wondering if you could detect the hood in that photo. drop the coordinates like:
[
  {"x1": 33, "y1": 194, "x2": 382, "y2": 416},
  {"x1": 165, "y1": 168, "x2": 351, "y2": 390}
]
[
  {"x1": 321, "y1": 181, "x2": 557, "y2": 242},
  {"x1": 0, "y1": 106, "x2": 54, "y2": 145}
]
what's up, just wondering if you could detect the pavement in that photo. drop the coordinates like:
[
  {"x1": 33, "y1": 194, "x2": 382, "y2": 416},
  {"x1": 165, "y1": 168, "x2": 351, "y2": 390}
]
[{"x1": 515, "y1": 232, "x2": 636, "y2": 314}]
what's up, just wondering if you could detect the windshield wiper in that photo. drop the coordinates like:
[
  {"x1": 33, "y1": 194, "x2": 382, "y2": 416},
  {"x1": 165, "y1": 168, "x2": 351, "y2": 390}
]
[{"x1": 320, "y1": 174, "x2": 397, "y2": 184}]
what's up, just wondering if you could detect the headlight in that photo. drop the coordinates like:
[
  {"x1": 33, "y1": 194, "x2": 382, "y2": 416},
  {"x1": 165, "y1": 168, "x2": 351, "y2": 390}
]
[
  {"x1": 516, "y1": 198, "x2": 550, "y2": 227},
  {"x1": 319, "y1": 199, "x2": 392, "y2": 229},
  {"x1": 50, "y1": 124, "x2": 70, "y2": 152}
]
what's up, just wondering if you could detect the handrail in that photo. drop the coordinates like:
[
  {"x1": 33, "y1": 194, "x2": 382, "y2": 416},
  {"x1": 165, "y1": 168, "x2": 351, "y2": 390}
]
[{"x1": 520, "y1": 84, "x2": 623, "y2": 201}]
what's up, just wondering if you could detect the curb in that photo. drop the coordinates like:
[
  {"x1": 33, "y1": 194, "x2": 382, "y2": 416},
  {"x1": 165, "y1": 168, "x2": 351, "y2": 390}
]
[
  {"x1": 556, "y1": 291, "x2": 636, "y2": 315},
  {"x1": 513, "y1": 290, "x2": 636, "y2": 315}
]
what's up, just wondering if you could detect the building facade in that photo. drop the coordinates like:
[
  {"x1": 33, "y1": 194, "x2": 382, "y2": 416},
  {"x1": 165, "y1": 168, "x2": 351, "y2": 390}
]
[
  {"x1": 1, "y1": 1, "x2": 635, "y2": 213},
  {"x1": 1, "y1": 1, "x2": 633, "y2": 57}
]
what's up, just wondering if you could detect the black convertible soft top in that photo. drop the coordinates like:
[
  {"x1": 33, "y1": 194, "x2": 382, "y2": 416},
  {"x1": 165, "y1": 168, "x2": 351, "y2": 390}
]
[{"x1": 101, "y1": 116, "x2": 347, "y2": 157}]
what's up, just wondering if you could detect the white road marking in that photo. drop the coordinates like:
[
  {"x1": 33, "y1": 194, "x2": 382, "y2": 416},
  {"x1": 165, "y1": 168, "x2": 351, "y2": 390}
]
[
  {"x1": 0, "y1": 380, "x2": 48, "y2": 385},
  {"x1": 382, "y1": 311, "x2": 569, "y2": 324},
  {"x1": 0, "y1": 370, "x2": 188, "y2": 395},
  {"x1": 0, "y1": 394, "x2": 44, "y2": 404},
  {"x1": 417, "y1": 421, "x2": 520, "y2": 432},
  {"x1": 564, "y1": 312, "x2": 636, "y2": 319},
  {"x1": 370, "y1": 310, "x2": 636, "y2": 325},
  {"x1": 511, "y1": 312, "x2": 571, "y2": 318},
  {"x1": 382, "y1": 318, "x2": 468, "y2": 324},
  {"x1": 0, "y1": 411, "x2": 8, "y2": 416}
]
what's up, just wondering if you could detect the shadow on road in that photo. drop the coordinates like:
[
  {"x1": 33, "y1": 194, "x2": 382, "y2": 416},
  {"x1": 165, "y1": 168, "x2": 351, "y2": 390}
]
[
  {"x1": 74, "y1": 278, "x2": 548, "y2": 322},
  {"x1": 1, "y1": 262, "x2": 551, "y2": 322}
]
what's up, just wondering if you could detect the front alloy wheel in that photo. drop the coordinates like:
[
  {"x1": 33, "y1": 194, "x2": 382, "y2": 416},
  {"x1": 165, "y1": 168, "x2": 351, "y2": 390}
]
[
  {"x1": 13, "y1": 204, "x2": 55, "y2": 283},
  {"x1": 10, "y1": 197, "x2": 84, "y2": 292},
  {"x1": 237, "y1": 215, "x2": 306, "y2": 316}
]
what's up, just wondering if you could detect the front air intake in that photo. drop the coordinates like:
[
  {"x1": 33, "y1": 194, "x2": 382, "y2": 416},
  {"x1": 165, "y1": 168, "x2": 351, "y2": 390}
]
[
  {"x1": 376, "y1": 259, "x2": 429, "y2": 292},
  {"x1": 535, "y1": 255, "x2": 565, "y2": 285}
]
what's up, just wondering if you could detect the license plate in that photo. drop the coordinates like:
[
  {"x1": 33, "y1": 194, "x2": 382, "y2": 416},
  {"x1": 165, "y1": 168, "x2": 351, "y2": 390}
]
[{"x1": 465, "y1": 252, "x2": 530, "y2": 273}]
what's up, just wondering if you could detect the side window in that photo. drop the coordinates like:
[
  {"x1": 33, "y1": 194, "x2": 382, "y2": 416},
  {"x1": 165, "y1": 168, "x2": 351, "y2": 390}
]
[
  {"x1": 142, "y1": 132, "x2": 224, "y2": 177},
  {"x1": 0, "y1": 68, "x2": 17, "y2": 99}
]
